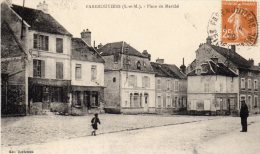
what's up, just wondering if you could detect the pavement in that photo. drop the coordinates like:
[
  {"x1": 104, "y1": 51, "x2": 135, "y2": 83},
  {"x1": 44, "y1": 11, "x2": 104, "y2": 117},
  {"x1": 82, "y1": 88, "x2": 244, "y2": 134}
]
[{"x1": 1, "y1": 115, "x2": 260, "y2": 154}]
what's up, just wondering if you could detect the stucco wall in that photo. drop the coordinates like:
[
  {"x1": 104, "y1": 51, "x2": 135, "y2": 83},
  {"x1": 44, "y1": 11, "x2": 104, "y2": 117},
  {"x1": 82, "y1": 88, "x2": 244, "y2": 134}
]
[{"x1": 71, "y1": 60, "x2": 104, "y2": 87}]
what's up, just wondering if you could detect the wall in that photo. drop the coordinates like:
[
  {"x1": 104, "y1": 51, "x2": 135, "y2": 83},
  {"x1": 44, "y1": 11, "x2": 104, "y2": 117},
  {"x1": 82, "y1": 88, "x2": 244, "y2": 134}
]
[
  {"x1": 120, "y1": 71, "x2": 155, "y2": 111},
  {"x1": 71, "y1": 60, "x2": 104, "y2": 87},
  {"x1": 27, "y1": 30, "x2": 71, "y2": 80},
  {"x1": 103, "y1": 71, "x2": 120, "y2": 108}
]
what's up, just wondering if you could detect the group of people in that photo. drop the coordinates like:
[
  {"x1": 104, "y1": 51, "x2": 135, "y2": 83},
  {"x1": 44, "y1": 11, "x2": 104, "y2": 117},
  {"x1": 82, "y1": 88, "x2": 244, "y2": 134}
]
[{"x1": 90, "y1": 100, "x2": 250, "y2": 136}]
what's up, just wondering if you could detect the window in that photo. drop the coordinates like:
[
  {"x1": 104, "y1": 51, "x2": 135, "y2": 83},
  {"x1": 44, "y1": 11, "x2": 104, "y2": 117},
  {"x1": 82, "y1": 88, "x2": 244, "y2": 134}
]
[
  {"x1": 113, "y1": 77, "x2": 116, "y2": 82},
  {"x1": 204, "y1": 83, "x2": 209, "y2": 92},
  {"x1": 248, "y1": 79, "x2": 252, "y2": 89},
  {"x1": 128, "y1": 75, "x2": 137, "y2": 87},
  {"x1": 142, "y1": 76, "x2": 150, "y2": 88},
  {"x1": 241, "y1": 78, "x2": 245, "y2": 89},
  {"x1": 167, "y1": 80, "x2": 171, "y2": 90},
  {"x1": 52, "y1": 87, "x2": 63, "y2": 102},
  {"x1": 56, "y1": 38, "x2": 63, "y2": 53},
  {"x1": 174, "y1": 80, "x2": 179, "y2": 91},
  {"x1": 254, "y1": 80, "x2": 258, "y2": 90},
  {"x1": 137, "y1": 61, "x2": 141, "y2": 70},
  {"x1": 74, "y1": 91, "x2": 81, "y2": 106},
  {"x1": 133, "y1": 93, "x2": 140, "y2": 107},
  {"x1": 254, "y1": 96, "x2": 258, "y2": 108},
  {"x1": 33, "y1": 59, "x2": 45, "y2": 78},
  {"x1": 157, "y1": 95, "x2": 161, "y2": 107},
  {"x1": 75, "y1": 64, "x2": 81, "y2": 80},
  {"x1": 248, "y1": 95, "x2": 252, "y2": 109},
  {"x1": 114, "y1": 52, "x2": 119, "y2": 63},
  {"x1": 157, "y1": 79, "x2": 161, "y2": 89},
  {"x1": 56, "y1": 62, "x2": 63, "y2": 79},
  {"x1": 33, "y1": 34, "x2": 49, "y2": 51},
  {"x1": 91, "y1": 65, "x2": 97, "y2": 81},
  {"x1": 166, "y1": 96, "x2": 171, "y2": 107}
]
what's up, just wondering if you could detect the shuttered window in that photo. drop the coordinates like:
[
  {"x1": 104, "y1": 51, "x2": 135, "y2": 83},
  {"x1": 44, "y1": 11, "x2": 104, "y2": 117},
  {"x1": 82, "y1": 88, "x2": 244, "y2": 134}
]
[
  {"x1": 75, "y1": 64, "x2": 82, "y2": 80},
  {"x1": 33, "y1": 59, "x2": 45, "y2": 78},
  {"x1": 56, "y1": 62, "x2": 63, "y2": 79},
  {"x1": 91, "y1": 65, "x2": 97, "y2": 81},
  {"x1": 33, "y1": 34, "x2": 49, "y2": 51},
  {"x1": 56, "y1": 38, "x2": 63, "y2": 53}
]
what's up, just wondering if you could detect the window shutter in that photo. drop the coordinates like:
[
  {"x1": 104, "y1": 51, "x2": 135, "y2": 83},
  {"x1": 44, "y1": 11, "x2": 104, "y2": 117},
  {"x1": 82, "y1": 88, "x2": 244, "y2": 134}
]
[
  {"x1": 33, "y1": 34, "x2": 38, "y2": 49},
  {"x1": 45, "y1": 36, "x2": 49, "y2": 51},
  {"x1": 41, "y1": 60, "x2": 45, "y2": 78}
]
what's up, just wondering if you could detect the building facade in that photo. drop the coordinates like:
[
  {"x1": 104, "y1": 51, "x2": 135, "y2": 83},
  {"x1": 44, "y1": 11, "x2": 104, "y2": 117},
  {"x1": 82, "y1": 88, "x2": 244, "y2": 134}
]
[
  {"x1": 187, "y1": 37, "x2": 260, "y2": 115},
  {"x1": 98, "y1": 42, "x2": 156, "y2": 114},
  {"x1": 70, "y1": 33, "x2": 105, "y2": 115},
  {"x1": 151, "y1": 59, "x2": 187, "y2": 114},
  {"x1": 1, "y1": 1, "x2": 72, "y2": 115}
]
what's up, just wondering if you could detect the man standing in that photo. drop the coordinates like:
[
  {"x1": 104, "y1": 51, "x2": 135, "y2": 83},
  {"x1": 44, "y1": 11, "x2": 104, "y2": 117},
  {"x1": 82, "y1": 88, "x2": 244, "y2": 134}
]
[{"x1": 240, "y1": 100, "x2": 249, "y2": 132}]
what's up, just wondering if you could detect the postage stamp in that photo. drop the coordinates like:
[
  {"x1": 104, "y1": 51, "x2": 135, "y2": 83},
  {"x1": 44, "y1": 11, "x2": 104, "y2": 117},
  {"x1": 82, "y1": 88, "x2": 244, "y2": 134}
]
[{"x1": 221, "y1": 0, "x2": 258, "y2": 45}]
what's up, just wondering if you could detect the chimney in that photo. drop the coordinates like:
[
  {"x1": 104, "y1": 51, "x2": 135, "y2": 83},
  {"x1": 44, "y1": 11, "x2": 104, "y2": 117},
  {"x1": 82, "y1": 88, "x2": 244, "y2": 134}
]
[
  {"x1": 142, "y1": 50, "x2": 151, "y2": 61},
  {"x1": 156, "y1": 58, "x2": 164, "y2": 64},
  {"x1": 248, "y1": 58, "x2": 254, "y2": 66},
  {"x1": 81, "y1": 29, "x2": 91, "y2": 46},
  {"x1": 231, "y1": 45, "x2": 236, "y2": 52},
  {"x1": 97, "y1": 43, "x2": 103, "y2": 49},
  {"x1": 206, "y1": 36, "x2": 212, "y2": 45},
  {"x1": 180, "y1": 58, "x2": 186, "y2": 74},
  {"x1": 6, "y1": 0, "x2": 12, "y2": 7},
  {"x1": 37, "y1": 1, "x2": 48, "y2": 13}
]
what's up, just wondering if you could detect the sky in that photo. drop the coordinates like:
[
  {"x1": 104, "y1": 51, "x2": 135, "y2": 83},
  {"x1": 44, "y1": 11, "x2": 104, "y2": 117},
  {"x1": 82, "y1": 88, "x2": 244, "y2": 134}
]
[{"x1": 11, "y1": 0, "x2": 260, "y2": 67}]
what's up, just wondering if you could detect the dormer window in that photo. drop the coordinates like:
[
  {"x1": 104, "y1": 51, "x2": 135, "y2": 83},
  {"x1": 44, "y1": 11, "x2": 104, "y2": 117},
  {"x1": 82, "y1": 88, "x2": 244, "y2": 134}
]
[
  {"x1": 137, "y1": 61, "x2": 141, "y2": 70},
  {"x1": 196, "y1": 69, "x2": 201, "y2": 75}
]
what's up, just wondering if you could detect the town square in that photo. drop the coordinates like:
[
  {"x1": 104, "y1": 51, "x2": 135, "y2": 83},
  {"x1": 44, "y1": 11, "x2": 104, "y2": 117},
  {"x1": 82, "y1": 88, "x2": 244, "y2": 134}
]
[{"x1": 1, "y1": 0, "x2": 260, "y2": 153}]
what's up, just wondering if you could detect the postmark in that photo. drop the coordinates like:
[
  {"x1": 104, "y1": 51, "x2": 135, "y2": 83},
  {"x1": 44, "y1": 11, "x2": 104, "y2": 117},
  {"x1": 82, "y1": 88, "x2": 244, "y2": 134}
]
[{"x1": 221, "y1": 0, "x2": 258, "y2": 45}]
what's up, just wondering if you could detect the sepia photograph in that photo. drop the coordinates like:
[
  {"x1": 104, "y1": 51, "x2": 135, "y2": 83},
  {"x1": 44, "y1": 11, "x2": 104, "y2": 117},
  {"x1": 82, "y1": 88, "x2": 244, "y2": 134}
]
[{"x1": 1, "y1": 0, "x2": 260, "y2": 153}]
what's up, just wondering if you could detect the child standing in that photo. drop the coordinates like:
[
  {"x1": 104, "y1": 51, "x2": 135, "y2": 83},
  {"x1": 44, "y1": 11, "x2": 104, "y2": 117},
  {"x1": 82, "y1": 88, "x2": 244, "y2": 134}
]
[{"x1": 91, "y1": 113, "x2": 101, "y2": 136}]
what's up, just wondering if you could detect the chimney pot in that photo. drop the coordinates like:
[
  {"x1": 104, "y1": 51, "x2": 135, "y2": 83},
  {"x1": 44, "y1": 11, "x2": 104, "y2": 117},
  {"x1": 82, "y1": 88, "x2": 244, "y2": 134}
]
[
  {"x1": 206, "y1": 36, "x2": 212, "y2": 45},
  {"x1": 156, "y1": 58, "x2": 164, "y2": 64},
  {"x1": 231, "y1": 45, "x2": 236, "y2": 52}
]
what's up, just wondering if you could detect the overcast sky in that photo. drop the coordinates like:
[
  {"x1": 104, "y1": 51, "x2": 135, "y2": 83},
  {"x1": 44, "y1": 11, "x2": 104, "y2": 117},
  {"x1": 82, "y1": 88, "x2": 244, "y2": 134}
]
[{"x1": 12, "y1": 0, "x2": 260, "y2": 67}]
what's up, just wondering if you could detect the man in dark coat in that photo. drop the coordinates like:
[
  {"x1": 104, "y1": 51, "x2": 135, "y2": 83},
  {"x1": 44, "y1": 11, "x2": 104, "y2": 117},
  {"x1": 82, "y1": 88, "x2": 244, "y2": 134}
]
[
  {"x1": 91, "y1": 113, "x2": 101, "y2": 136},
  {"x1": 240, "y1": 100, "x2": 249, "y2": 132}
]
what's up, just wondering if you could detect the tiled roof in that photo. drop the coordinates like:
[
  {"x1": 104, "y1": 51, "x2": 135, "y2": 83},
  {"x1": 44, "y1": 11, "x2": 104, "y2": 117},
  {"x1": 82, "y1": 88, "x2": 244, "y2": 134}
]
[
  {"x1": 151, "y1": 62, "x2": 186, "y2": 79},
  {"x1": 11, "y1": 4, "x2": 72, "y2": 36},
  {"x1": 187, "y1": 60, "x2": 238, "y2": 77},
  {"x1": 210, "y1": 45, "x2": 251, "y2": 69},
  {"x1": 98, "y1": 41, "x2": 148, "y2": 58},
  {"x1": 71, "y1": 38, "x2": 105, "y2": 63}
]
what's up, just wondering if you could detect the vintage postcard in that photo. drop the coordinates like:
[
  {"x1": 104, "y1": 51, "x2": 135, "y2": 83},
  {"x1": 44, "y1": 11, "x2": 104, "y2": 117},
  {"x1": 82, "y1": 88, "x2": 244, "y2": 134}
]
[{"x1": 1, "y1": 0, "x2": 260, "y2": 154}]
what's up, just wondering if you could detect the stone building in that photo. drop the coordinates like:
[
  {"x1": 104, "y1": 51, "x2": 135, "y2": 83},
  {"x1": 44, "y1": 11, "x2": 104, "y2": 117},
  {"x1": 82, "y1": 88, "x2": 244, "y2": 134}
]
[
  {"x1": 70, "y1": 30, "x2": 105, "y2": 115},
  {"x1": 1, "y1": 1, "x2": 72, "y2": 115},
  {"x1": 151, "y1": 59, "x2": 187, "y2": 114},
  {"x1": 1, "y1": 21, "x2": 27, "y2": 116},
  {"x1": 187, "y1": 37, "x2": 260, "y2": 115},
  {"x1": 98, "y1": 42, "x2": 156, "y2": 114}
]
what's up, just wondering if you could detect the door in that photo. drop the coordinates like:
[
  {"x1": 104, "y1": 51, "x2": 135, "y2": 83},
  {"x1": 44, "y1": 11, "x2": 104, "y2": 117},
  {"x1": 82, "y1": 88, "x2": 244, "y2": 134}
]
[
  {"x1": 144, "y1": 93, "x2": 149, "y2": 112},
  {"x1": 42, "y1": 86, "x2": 50, "y2": 110}
]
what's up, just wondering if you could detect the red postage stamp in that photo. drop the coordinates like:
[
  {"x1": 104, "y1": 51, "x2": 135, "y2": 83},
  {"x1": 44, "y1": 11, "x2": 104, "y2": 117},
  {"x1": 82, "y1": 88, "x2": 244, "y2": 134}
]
[{"x1": 221, "y1": 0, "x2": 258, "y2": 45}]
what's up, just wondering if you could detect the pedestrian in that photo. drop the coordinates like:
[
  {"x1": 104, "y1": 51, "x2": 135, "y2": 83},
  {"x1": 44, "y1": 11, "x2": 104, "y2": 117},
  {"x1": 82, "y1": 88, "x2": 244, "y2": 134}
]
[
  {"x1": 91, "y1": 113, "x2": 101, "y2": 136},
  {"x1": 240, "y1": 100, "x2": 249, "y2": 132}
]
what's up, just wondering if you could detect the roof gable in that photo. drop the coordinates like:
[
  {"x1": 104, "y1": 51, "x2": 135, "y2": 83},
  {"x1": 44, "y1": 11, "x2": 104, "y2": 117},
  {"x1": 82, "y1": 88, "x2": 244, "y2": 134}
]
[
  {"x1": 11, "y1": 4, "x2": 72, "y2": 36},
  {"x1": 71, "y1": 38, "x2": 105, "y2": 63},
  {"x1": 210, "y1": 45, "x2": 251, "y2": 69},
  {"x1": 98, "y1": 41, "x2": 148, "y2": 58},
  {"x1": 151, "y1": 62, "x2": 186, "y2": 79}
]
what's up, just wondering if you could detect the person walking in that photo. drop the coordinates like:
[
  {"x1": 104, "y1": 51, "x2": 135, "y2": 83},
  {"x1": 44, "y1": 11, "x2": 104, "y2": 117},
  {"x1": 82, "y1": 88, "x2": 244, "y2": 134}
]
[
  {"x1": 91, "y1": 113, "x2": 101, "y2": 136},
  {"x1": 240, "y1": 100, "x2": 249, "y2": 132}
]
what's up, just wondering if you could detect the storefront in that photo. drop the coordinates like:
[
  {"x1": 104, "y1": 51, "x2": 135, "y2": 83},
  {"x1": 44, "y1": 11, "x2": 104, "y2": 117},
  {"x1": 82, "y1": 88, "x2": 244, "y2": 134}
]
[
  {"x1": 71, "y1": 86, "x2": 104, "y2": 114},
  {"x1": 28, "y1": 77, "x2": 70, "y2": 114}
]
